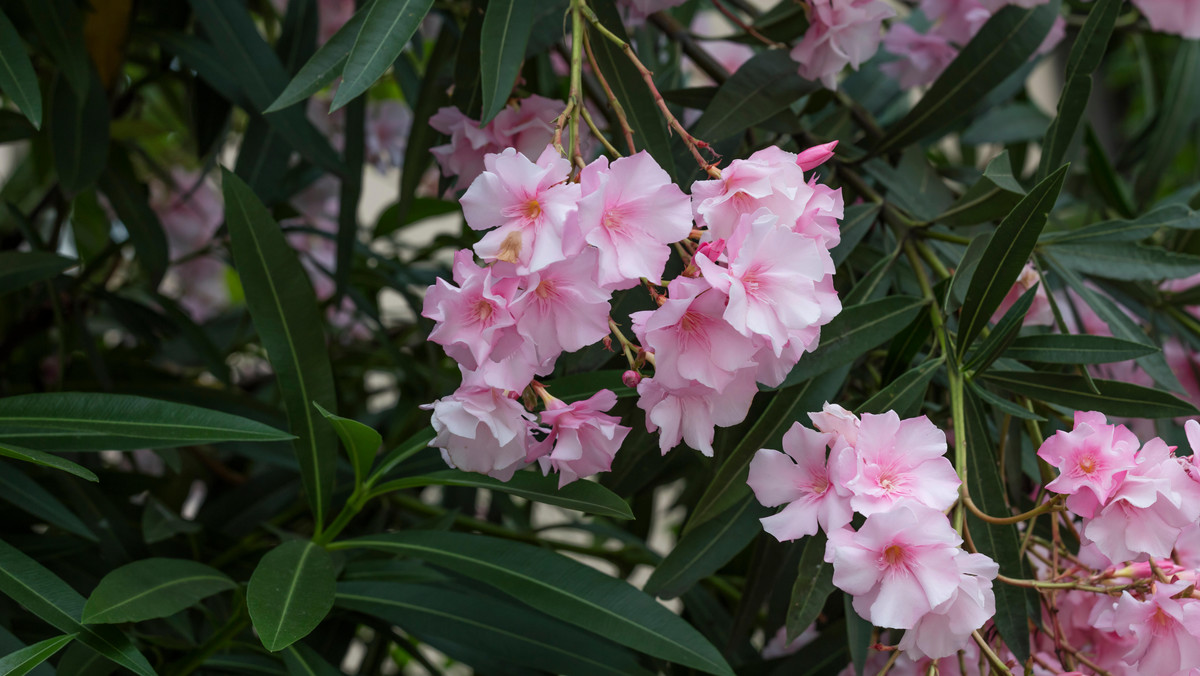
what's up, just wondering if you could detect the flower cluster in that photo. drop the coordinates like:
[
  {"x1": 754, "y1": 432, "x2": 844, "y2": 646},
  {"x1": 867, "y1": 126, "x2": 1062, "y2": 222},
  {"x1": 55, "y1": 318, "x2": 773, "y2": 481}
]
[
  {"x1": 429, "y1": 95, "x2": 564, "y2": 192},
  {"x1": 421, "y1": 141, "x2": 845, "y2": 484},
  {"x1": 748, "y1": 404, "x2": 997, "y2": 661}
]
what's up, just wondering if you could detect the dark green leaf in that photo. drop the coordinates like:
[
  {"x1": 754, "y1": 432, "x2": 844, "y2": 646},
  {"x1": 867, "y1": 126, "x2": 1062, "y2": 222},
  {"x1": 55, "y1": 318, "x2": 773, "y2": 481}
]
[
  {"x1": 1005, "y1": 334, "x2": 1158, "y2": 364},
  {"x1": 0, "y1": 9, "x2": 41, "y2": 128},
  {"x1": 0, "y1": 464, "x2": 95, "y2": 541},
  {"x1": 282, "y1": 643, "x2": 341, "y2": 676},
  {"x1": 338, "y1": 531, "x2": 734, "y2": 676},
  {"x1": 983, "y1": 371, "x2": 1199, "y2": 418},
  {"x1": 82, "y1": 559, "x2": 235, "y2": 624},
  {"x1": 247, "y1": 540, "x2": 336, "y2": 652},
  {"x1": 479, "y1": 0, "x2": 534, "y2": 124},
  {"x1": 0, "y1": 392, "x2": 293, "y2": 447},
  {"x1": 857, "y1": 357, "x2": 942, "y2": 418},
  {"x1": 778, "y1": 296, "x2": 927, "y2": 389},
  {"x1": 0, "y1": 441, "x2": 96, "y2": 481},
  {"x1": 939, "y1": 153, "x2": 1024, "y2": 226},
  {"x1": 142, "y1": 497, "x2": 202, "y2": 544},
  {"x1": 829, "y1": 203, "x2": 880, "y2": 267},
  {"x1": 1085, "y1": 125, "x2": 1136, "y2": 218},
  {"x1": 50, "y1": 72, "x2": 109, "y2": 196},
  {"x1": 0, "y1": 251, "x2": 74, "y2": 296},
  {"x1": 203, "y1": 654, "x2": 285, "y2": 675},
  {"x1": 844, "y1": 595, "x2": 871, "y2": 676},
  {"x1": 0, "y1": 633, "x2": 74, "y2": 676},
  {"x1": 1040, "y1": 204, "x2": 1200, "y2": 244},
  {"x1": 331, "y1": 0, "x2": 435, "y2": 111},
  {"x1": 0, "y1": 538, "x2": 155, "y2": 676},
  {"x1": 20, "y1": 0, "x2": 88, "y2": 95},
  {"x1": 370, "y1": 468, "x2": 634, "y2": 520},
  {"x1": 314, "y1": 404, "x2": 379, "y2": 488},
  {"x1": 645, "y1": 495, "x2": 766, "y2": 599},
  {"x1": 876, "y1": 0, "x2": 1060, "y2": 152},
  {"x1": 223, "y1": 168, "x2": 338, "y2": 524},
  {"x1": 1045, "y1": 243, "x2": 1200, "y2": 281},
  {"x1": 0, "y1": 110, "x2": 36, "y2": 143},
  {"x1": 957, "y1": 165, "x2": 1067, "y2": 356},
  {"x1": 967, "y1": 380, "x2": 1045, "y2": 420},
  {"x1": 964, "y1": 284, "x2": 1038, "y2": 375},
  {"x1": 1134, "y1": 40, "x2": 1200, "y2": 203},
  {"x1": 55, "y1": 643, "x2": 118, "y2": 676},
  {"x1": 863, "y1": 147, "x2": 954, "y2": 222},
  {"x1": 98, "y1": 151, "x2": 169, "y2": 287},
  {"x1": 267, "y1": 0, "x2": 375, "y2": 112},
  {"x1": 785, "y1": 531, "x2": 834, "y2": 642},
  {"x1": 961, "y1": 102, "x2": 1050, "y2": 145},
  {"x1": 690, "y1": 49, "x2": 818, "y2": 141}
]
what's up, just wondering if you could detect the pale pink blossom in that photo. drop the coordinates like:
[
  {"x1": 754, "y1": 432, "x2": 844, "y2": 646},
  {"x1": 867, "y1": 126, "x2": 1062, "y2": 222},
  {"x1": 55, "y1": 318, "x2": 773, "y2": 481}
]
[
  {"x1": 284, "y1": 174, "x2": 340, "y2": 300},
  {"x1": 790, "y1": 0, "x2": 896, "y2": 89},
  {"x1": 461, "y1": 146, "x2": 580, "y2": 273},
  {"x1": 366, "y1": 100, "x2": 411, "y2": 172},
  {"x1": 748, "y1": 422, "x2": 854, "y2": 540},
  {"x1": 1036, "y1": 15, "x2": 1066, "y2": 55},
  {"x1": 794, "y1": 179, "x2": 845, "y2": 250},
  {"x1": 430, "y1": 107, "x2": 499, "y2": 191},
  {"x1": 1131, "y1": 0, "x2": 1200, "y2": 38},
  {"x1": 148, "y1": 171, "x2": 230, "y2": 321},
  {"x1": 617, "y1": 0, "x2": 687, "y2": 23},
  {"x1": 690, "y1": 146, "x2": 813, "y2": 240},
  {"x1": 422, "y1": 250, "x2": 523, "y2": 372},
  {"x1": 922, "y1": 0, "x2": 991, "y2": 44},
  {"x1": 810, "y1": 402, "x2": 862, "y2": 448},
  {"x1": 423, "y1": 384, "x2": 535, "y2": 480},
  {"x1": 630, "y1": 277, "x2": 757, "y2": 390},
  {"x1": 636, "y1": 369, "x2": 759, "y2": 456},
  {"x1": 897, "y1": 550, "x2": 997, "y2": 659},
  {"x1": 511, "y1": 248, "x2": 612, "y2": 363},
  {"x1": 1037, "y1": 410, "x2": 1140, "y2": 517},
  {"x1": 881, "y1": 23, "x2": 958, "y2": 89},
  {"x1": 1098, "y1": 582, "x2": 1200, "y2": 674},
  {"x1": 989, "y1": 263, "x2": 1053, "y2": 326},
  {"x1": 841, "y1": 411, "x2": 961, "y2": 515},
  {"x1": 318, "y1": 0, "x2": 355, "y2": 44},
  {"x1": 685, "y1": 11, "x2": 755, "y2": 85},
  {"x1": 796, "y1": 141, "x2": 839, "y2": 172},
  {"x1": 530, "y1": 390, "x2": 630, "y2": 487},
  {"x1": 761, "y1": 624, "x2": 820, "y2": 660},
  {"x1": 825, "y1": 502, "x2": 964, "y2": 628},
  {"x1": 491, "y1": 95, "x2": 562, "y2": 157},
  {"x1": 572, "y1": 151, "x2": 693, "y2": 289}
]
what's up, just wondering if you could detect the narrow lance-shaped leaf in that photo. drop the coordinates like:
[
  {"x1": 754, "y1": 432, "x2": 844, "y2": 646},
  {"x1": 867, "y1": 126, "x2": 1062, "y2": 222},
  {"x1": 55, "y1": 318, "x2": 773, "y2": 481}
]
[
  {"x1": 330, "y1": 0, "x2": 436, "y2": 111},
  {"x1": 266, "y1": 0, "x2": 376, "y2": 112},
  {"x1": 50, "y1": 72, "x2": 110, "y2": 196},
  {"x1": 0, "y1": 464, "x2": 96, "y2": 541},
  {"x1": 222, "y1": 168, "x2": 338, "y2": 524},
  {"x1": 19, "y1": 0, "x2": 89, "y2": 95},
  {"x1": 982, "y1": 371, "x2": 1199, "y2": 419},
  {"x1": 0, "y1": 442, "x2": 96, "y2": 482},
  {"x1": 247, "y1": 540, "x2": 336, "y2": 652},
  {"x1": 690, "y1": 49, "x2": 818, "y2": 142},
  {"x1": 1134, "y1": 40, "x2": 1200, "y2": 204},
  {"x1": 957, "y1": 165, "x2": 1067, "y2": 357},
  {"x1": 82, "y1": 559, "x2": 236, "y2": 624},
  {"x1": 644, "y1": 495, "x2": 768, "y2": 599},
  {"x1": 0, "y1": 634, "x2": 75, "y2": 676},
  {"x1": 282, "y1": 643, "x2": 343, "y2": 676},
  {"x1": 0, "y1": 8, "x2": 42, "y2": 128},
  {"x1": 1005, "y1": 334, "x2": 1159, "y2": 364},
  {"x1": 1043, "y1": 243, "x2": 1200, "y2": 282},
  {"x1": 0, "y1": 252, "x2": 75, "y2": 296},
  {"x1": 785, "y1": 531, "x2": 835, "y2": 642},
  {"x1": 479, "y1": 0, "x2": 534, "y2": 125}
]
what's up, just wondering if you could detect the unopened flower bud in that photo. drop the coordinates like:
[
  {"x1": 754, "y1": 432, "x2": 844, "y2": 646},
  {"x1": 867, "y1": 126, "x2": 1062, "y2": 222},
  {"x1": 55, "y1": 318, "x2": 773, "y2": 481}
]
[
  {"x1": 695, "y1": 238, "x2": 727, "y2": 262},
  {"x1": 621, "y1": 370, "x2": 642, "y2": 388},
  {"x1": 796, "y1": 141, "x2": 837, "y2": 172}
]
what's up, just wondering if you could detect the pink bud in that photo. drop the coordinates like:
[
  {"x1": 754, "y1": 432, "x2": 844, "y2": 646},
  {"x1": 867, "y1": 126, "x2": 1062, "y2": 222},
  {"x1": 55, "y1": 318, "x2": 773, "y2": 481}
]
[
  {"x1": 695, "y1": 238, "x2": 727, "y2": 262},
  {"x1": 621, "y1": 370, "x2": 642, "y2": 388},
  {"x1": 796, "y1": 141, "x2": 837, "y2": 172}
]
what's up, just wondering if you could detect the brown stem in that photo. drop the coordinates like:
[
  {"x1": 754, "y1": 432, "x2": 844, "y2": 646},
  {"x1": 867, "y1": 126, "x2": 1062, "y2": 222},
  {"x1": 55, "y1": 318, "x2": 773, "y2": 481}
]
[
  {"x1": 710, "y1": 0, "x2": 785, "y2": 47},
  {"x1": 584, "y1": 35, "x2": 637, "y2": 154}
]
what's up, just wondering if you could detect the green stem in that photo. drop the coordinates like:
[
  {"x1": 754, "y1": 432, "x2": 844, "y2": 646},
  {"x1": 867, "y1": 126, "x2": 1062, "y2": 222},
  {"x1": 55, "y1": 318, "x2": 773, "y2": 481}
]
[{"x1": 567, "y1": 0, "x2": 586, "y2": 164}]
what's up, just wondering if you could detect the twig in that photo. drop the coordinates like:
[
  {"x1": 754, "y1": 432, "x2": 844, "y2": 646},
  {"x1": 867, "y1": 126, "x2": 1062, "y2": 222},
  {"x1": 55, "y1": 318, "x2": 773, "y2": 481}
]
[
  {"x1": 585, "y1": 35, "x2": 637, "y2": 154},
  {"x1": 710, "y1": 0, "x2": 785, "y2": 47}
]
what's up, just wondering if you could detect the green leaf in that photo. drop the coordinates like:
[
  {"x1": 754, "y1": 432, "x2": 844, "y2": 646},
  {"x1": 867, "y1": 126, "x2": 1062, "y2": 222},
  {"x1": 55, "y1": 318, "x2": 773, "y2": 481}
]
[
  {"x1": 20, "y1": 0, "x2": 89, "y2": 95},
  {"x1": 50, "y1": 72, "x2": 109, "y2": 196},
  {"x1": 857, "y1": 357, "x2": 942, "y2": 418},
  {"x1": 983, "y1": 371, "x2": 1199, "y2": 418},
  {"x1": 142, "y1": 497, "x2": 201, "y2": 545},
  {"x1": 82, "y1": 559, "x2": 235, "y2": 624},
  {"x1": 1044, "y1": 243, "x2": 1200, "y2": 282},
  {"x1": 282, "y1": 643, "x2": 341, "y2": 676},
  {"x1": 223, "y1": 168, "x2": 338, "y2": 524},
  {"x1": 844, "y1": 595, "x2": 872, "y2": 676},
  {"x1": 267, "y1": 0, "x2": 374, "y2": 112},
  {"x1": 370, "y1": 468, "x2": 633, "y2": 520},
  {"x1": 690, "y1": 49, "x2": 818, "y2": 142},
  {"x1": 876, "y1": 0, "x2": 1060, "y2": 153},
  {"x1": 247, "y1": 540, "x2": 336, "y2": 652},
  {"x1": 686, "y1": 368, "x2": 848, "y2": 535},
  {"x1": 0, "y1": 252, "x2": 73, "y2": 296},
  {"x1": 1005, "y1": 334, "x2": 1158, "y2": 364},
  {"x1": 55, "y1": 642, "x2": 118, "y2": 676},
  {"x1": 0, "y1": 9, "x2": 41, "y2": 129},
  {"x1": 98, "y1": 151, "x2": 169, "y2": 287},
  {"x1": 0, "y1": 464, "x2": 95, "y2": 541},
  {"x1": 203, "y1": 653, "x2": 285, "y2": 676},
  {"x1": 644, "y1": 495, "x2": 766, "y2": 599},
  {"x1": 830, "y1": 203, "x2": 881, "y2": 267},
  {"x1": 479, "y1": 0, "x2": 534, "y2": 124},
  {"x1": 785, "y1": 531, "x2": 834, "y2": 642},
  {"x1": 1040, "y1": 204, "x2": 1200, "y2": 244},
  {"x1": 939, "y1": 152, "x2": 1024, "y2": 226},
  {"x1": 957, "y1": 165, "x2": 1068, "y2": 356},
  {"x1": 863, "y1": 147, "x2": 954, "y2": 222},
  {"x1": 314, "y1": 403, "x2": 379, "y2": 488},
  {"x1": 337, "y1": 531, "x2": 734, "y2": 676},
  {"x1": 0, "y1": 392, "x2": 293, "y2": 448},
  {"x1": 331, "y1": 0, "x2": 435, "y2": 111},
  {"x1": 968, "y1": 380, "x2": 1045, "y2": 420},
  {"x1": 961, "y1": 102, "x2": 1050, "y2": 145},
  {"x1": 778, "y1": 296, "x2": 927, "y2": 389},
  {"x1": 0, "y1": 538, "x2": 155, "y2": 676},
  {"x1": 1135, "y1": 40, "x2": 1200, "y2": 204},
  {"x1": 0, "y1": 441, "x2": 96, "y2": 481},
  {"x1": 963, "y1": 284, "x2": 1039, "y2": 376},
  {"x1": 338, "y1": 582, "x2": 652, "y2": 676},
  {"x1": 0, "y1": 633, "x2": 74, "y2": 676}
]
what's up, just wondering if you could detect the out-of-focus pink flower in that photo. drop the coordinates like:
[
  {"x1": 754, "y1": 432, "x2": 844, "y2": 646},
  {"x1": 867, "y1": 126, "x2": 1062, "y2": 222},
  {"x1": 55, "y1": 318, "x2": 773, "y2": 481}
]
[
  {"x1": 529, "y1": 389, "x2": 630, "y2": 487},
  {"x1": 1130, "y1": 0, "x2": 1200, "y2": 39},
  {"x1": 748, "y1": 422, "x2": 854, "y2": 540},
  {"x1": 423, "y1": 384, "x2": 535, "y2": 480},
  {"x1": 317, "y1": 0, "x2": 355, "y2": 44},
  {"x1": 841, "y1": 411, "x2": 961, "y2": 515},
  {"x1": 149, "y1": 170, "x2": 230, "y2": 322},
  {"x1": 1036, "y1": 15, "x2": 1066, "y2": 55},
  {"x1": 511, "y1": 248, "x2": 612, "y2": 363},
  {"x1": 461, "y1": 146, "x2": 581, "y2": 273},
  {"x1": 761, "y1": 624, "x2": 820, "y2": 660},
  {"x1": 685, "y1": 11, "x2": 755, "y2": 86},
  {"x1": 881, "y1": 23, "x2": 958, "y2": 89},
  {"x1": 430, "y1": 95, "x2": 563, "y2": 192},
  {"x1": 989, "y1": 263, "x2": 1053, "y2": 326},
  {"x1": 1166, "y1": 339, "x2": 1200, "y2": 415},
  {"x1": 922, "y1": 0, "x2": 991, "y2": 44},
  {"x1": 897, "y1": 550, "x2": 997, "y2": 659},
  {"x1": 285, "y1": 174, "x2": 340, "y2": 300},
  {"x1": 491, "y1": 95, "x2": 562, "y2": 158},
  {"x1": 636, "y1": 369, "x2": 759, "y2": 456},
  {"x1": 366, "y1": 100, "x2": 411, "y2": 172},
  {"x1": 631, "y1": 277, "x2": 758, "y2": 390},
  {"x1": 573, "y1": 151, "x2": 693, "y2": 289},
  {"x1": 790, "y1": 0, "x2": 896, "y2": 89},
  {"x1": 617, "y1": 0, "x2": 687, "y2": 23},
  {"x1": 1037, "y1": 410, "x2": 1140, "y2": 518},
  {"x1": 422, "y1": 250, "x2": 523, "y2": 373},
  {"x1": 825, "y1": 501, "x2": 963, "y2": 628}
]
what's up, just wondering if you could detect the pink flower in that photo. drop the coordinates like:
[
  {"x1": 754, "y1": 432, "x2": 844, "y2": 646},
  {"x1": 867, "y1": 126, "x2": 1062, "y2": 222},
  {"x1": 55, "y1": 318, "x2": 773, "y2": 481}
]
[
  {"x1": 1037, "y1": 410, "x2": 1139, "y2": 518},
  {"x1": 825, "y1": 501, "x2": 964, "y2": 628},
  {"x1": 511, "y1": 248, "x2": 613, "y2": 363},
  {"x1": 761, "y1": 624, "x2": 819, "y2": 659},
  {"x1": 423, "y1": 385, "x2": 535, "y2": 480},
  {"x1": 790, "y1": 0, "x2": 896, "y2": 89},
  {"x1": 317, "y1": 0, "x2": 355, "y2": 44},
  {"x1": 573, "y1": 151, "x2": 693, "y2": 289},
  {"x1": 490, "y1": 94, "x2": 562, "y2": 158},
  {"x1": 1099, "y1": 582, "x2": 1200, "y2": 674},
  {"x1": 841, "y1": 411, "x2": 961, "y2": 515},
  {"x1": 617, "y1": 0, "x2": 687, "y2": 23},
  {"x1": 630, "y1": 277, "x2": 758, "y2": 390},
  {"x1": 422, "y1": 250, "x2": 523, "y2": 372},
  {"x1": 461, "y1": 146, "x2": 581, "y2": 273},
  {"x1": 636, "y1": 369, "x2": 758, "y2": 456},
  {"x1": 690, "y1": 146, "x2": 813, "y2": 241},
  {"x1": 989, "y1": 263, "x2": 1053, "y2": 326},
  {"x1": 1130, "y1": 0, "x2": 1200, "y2": 38},
  {"x1": 695, "y1": 210, "x2": 840, "y2": 355},
  {"x1": 1166, "y1": 340, "x2": 1200, "y2": 415},
  {"x1": 922, "y1": 0, "x2": 991, "y2": 44},
  {"x1": 430, "y1": 107, "x2": 499, "y2": 191},
  {"x1": 365, "y1": 100, "x2": 412, "y2": 172},
  {"x1": 897, "y1": 550, "x2": 998, "y2": 659},
  {"x1": 747, "y1": 422, "x2": 854, "y2": 540},
  {"x1": 881, "y1": 23, "x2": 958, "y2": 89},
  {"x1": 796, "y1": 141, "x2": 839, "y2": 172},
  {"x1": 149, "y1": 170, "x2": 224, "y2": 258},
  {"x1": 685, "y1": 12, "x2": 755, "y2": 85},
  {"x1": 529, "y1": 390, "x2": 631, "y2": 487},
  {"x1": 794, "y1": 179, "x2": 845, "y2": 250},
  {"x1": 810, "y1": 402, "x2": 862, "y2": 447}
]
